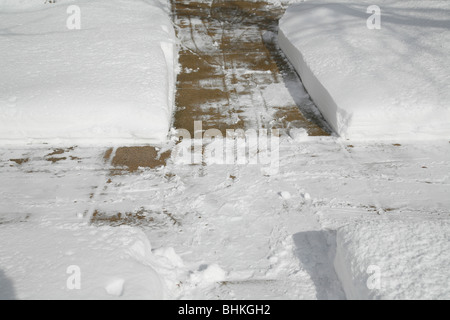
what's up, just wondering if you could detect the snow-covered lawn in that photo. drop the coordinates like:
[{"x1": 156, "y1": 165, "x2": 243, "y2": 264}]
[
  {"x1": 279, "y1": 0, "x2": 450, "y2": 140},
  {"x1": 0, "y1": 0, "x2": 177, "y2": 145}
]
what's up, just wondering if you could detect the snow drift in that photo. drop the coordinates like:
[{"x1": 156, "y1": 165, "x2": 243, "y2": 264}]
[
  {"x1": 0, "y1": 0, "x2": 178, "y2": 145},
  {"x1": 334, "y1": 220, "x2": 450, "y2": 300},
  {"x1": 0, "y1": 223, "x2": 181, "y2": 299},
  {"x1": 279, "y1": 0, "x2": 450, "y2": 140}
]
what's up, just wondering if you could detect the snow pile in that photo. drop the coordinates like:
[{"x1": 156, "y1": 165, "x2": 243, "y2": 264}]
[
  {"x1": 0, "y1": 0, "x2": 178, "y2": 145},
  {"x1": 279, "y1": 0, "x2": 450, "y2": 140},
  {"x1": 334, "y1": 220, "x2": 450, "y2": 300},
  {"x1": 0, "y1": 223, "x2": 182, "y2": 299}
]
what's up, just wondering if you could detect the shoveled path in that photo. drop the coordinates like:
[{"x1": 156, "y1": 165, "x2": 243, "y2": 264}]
[{"x1": 171, "y1": 0, "x2": 330, "y2": 136}]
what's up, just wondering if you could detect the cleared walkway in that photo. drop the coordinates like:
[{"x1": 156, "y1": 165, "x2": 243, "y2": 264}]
[{"x1": 172, "y1": 0, "x2": 330, "y2": 136}]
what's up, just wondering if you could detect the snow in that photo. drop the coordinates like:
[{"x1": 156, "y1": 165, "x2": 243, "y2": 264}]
[
  {"x1": 190, "y1": 264, "x2": 227, "y2": 286},
  {"x1": 0, "y1": 0, "x2": 53, "y2": 12},
  {"x1": 0, "y1": 0, "x2": 178, "y2": 145},
  {"x1": 0, "y1": 223, "x2": 179, "y2": 299},
  {"x1": 334, "y1": 220, "x2": 450, "y2": 300},
  {"x1": 279, "y1": 191, "x2": 292, "y2": 200},
  {"x1": 262, "y1": 83, "x2": 298, "y2": 108},
  {"x1": 279, "y1": 0, "x2": 450, "y2": 140},
  {"x1": 1, "y1": 137, "x2": 448, "y2": 299},
  {"x1": 288, "y1": 127, "x2": 309, "y2": 141},
  {"x1": 0, "y1": 0, "x2": 449, "y2": 301},
  {"x1": 105, "y1": 279, "x2": 126, "y2": 297}
]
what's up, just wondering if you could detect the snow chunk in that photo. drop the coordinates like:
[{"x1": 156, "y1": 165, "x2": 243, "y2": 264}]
[
  {"x1": 105, "y1": 279, "x2": 125, "y2": 297},
  {"x1": 190, "y1": 264, "x2": 227, "y2": 285},
  {"x1": 289, "y1": 127, "x2": 308, "y2": 142},
  {"x1": 279, "y1": 191, "x2": 292, "y2": 200}
]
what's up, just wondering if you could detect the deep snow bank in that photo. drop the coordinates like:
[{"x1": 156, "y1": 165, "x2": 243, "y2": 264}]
[
  {"x1": 0, "y1": 223, "x2": 183, "y2": 299},
  {"x1": 334, "y1": 220, "x2": 450, "y2": 300},
  {"x1": 279, "y1": 0, "x2": 450, "y2": 140},
  {"x1": 0, "y1": 0, "x2": 178, "y2": 145}
]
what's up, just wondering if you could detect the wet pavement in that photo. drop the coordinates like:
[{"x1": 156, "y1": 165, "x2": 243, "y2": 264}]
[{"x1": 171, "y1": 0, "x2": 330, "y2": 136}]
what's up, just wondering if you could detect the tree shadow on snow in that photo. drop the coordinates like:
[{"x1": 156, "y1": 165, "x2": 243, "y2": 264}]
[
  {"x1": 292, "y1": 230, "x2": 346, "y2": 300},
  {"x1": 0, "y1": 269, "x2": 16, "y2": 300}
]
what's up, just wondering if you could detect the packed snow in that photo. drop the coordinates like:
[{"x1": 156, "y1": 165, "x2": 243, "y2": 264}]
[
  {"x1": 0, "y1": 0, "x2": 178, "y2": 145},
  {"x1": 279, "y1": 0, "x2": 450, "y2": 140}
]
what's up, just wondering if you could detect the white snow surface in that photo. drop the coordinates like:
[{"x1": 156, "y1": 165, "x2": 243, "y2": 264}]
[
  {"x1": 334, "y1": 220, "x2": 450, "y2": 300},
  {"x1": 0, "y1": 0, "x2": 449, "y2": 301},
  {"x1": 0, "y1": 138, "x2": 448, "y2": 300},
  {"x1": 0, "y1": 0, "x2": 178, "y2": 145},
  {"x1": 279, "y1": 0, "x2": 450, "y2": 140},
  {"x1": 0, "y1": 222, "x2": 184, "y2": 299}
]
